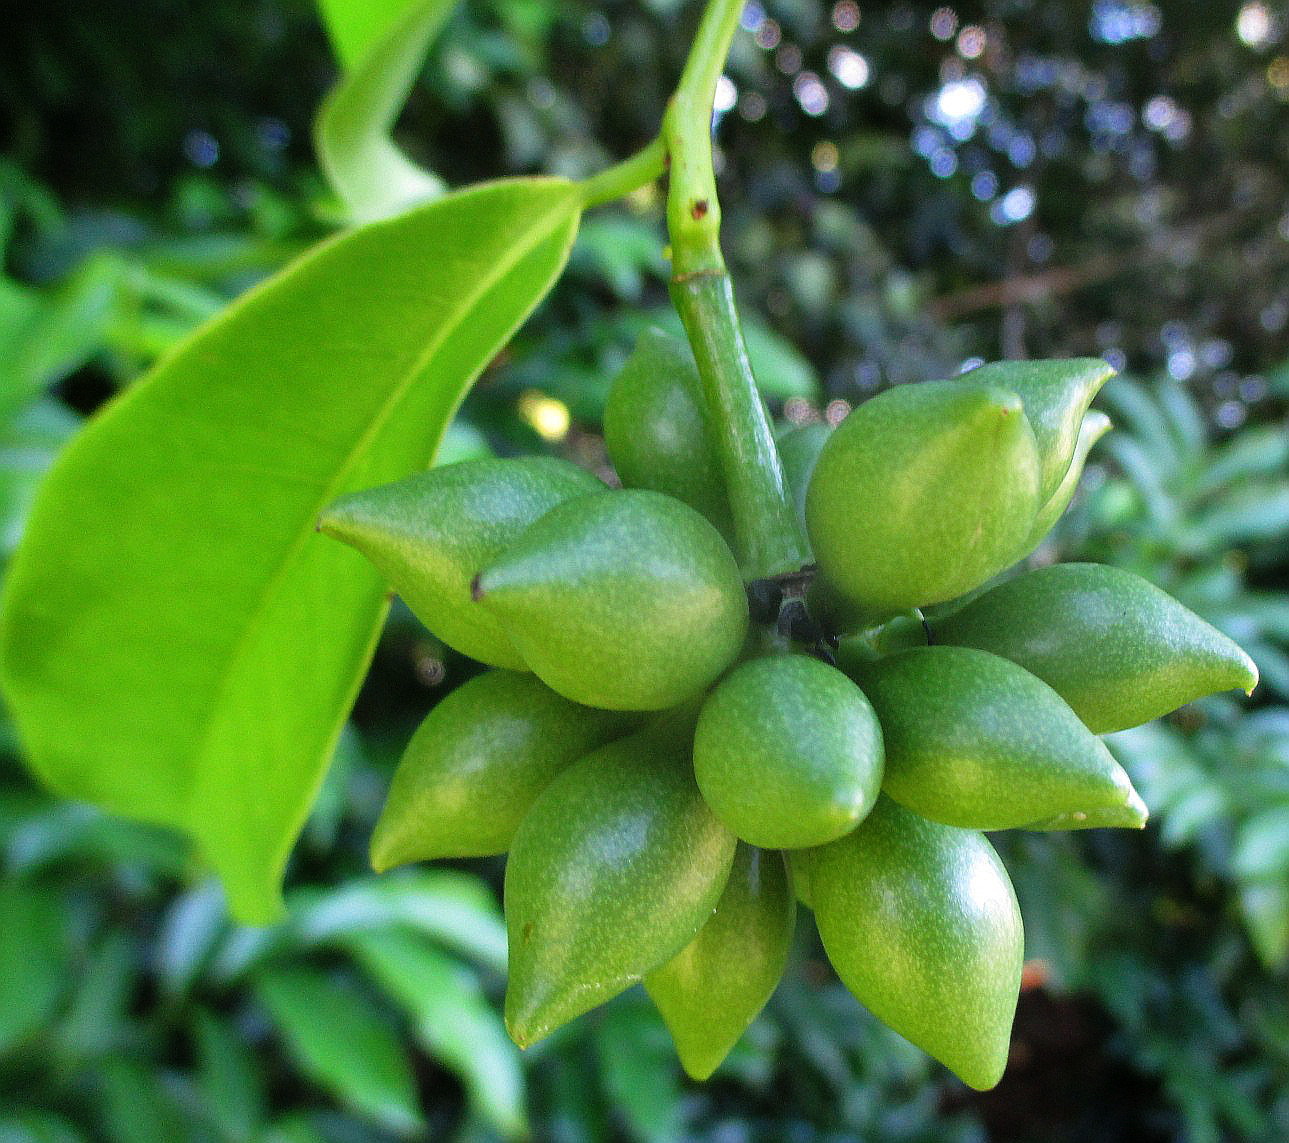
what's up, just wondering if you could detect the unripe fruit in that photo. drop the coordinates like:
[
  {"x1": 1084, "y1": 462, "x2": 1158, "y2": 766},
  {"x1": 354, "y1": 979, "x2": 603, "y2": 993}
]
[
  {"x1": 369, "y1": 671, "x2": 637, "y2": 870},
  {"x1": 805, "y1": 381, "x2": 1042, "y2": 622},
  {"x1": 775, "y1": 421, "x2": 832, "y2": 527},
  {"x1": 786, "y1": 847, "x2": 820, "y2": 909},
  {"x1": 963, "y1": 358, "x2": 1113, "y2": 501},
  {"x1": 812, "y1": 797, "x2": 1023, "y2": 1091},
  {"x1": 603, "y1": 327, "x2": 734, "y2": 538},
  {"x1": 319, "y1": 458, "x2": 602, "y2": 669},
  {"x1": 852, "y1": 645, "x2": 1146, "y2": 830},
  {"x1": 1016, "y1": 410, "x2": 1112, "y2": 557},
  {"x1": 693, "y1": 656, "x2": 884, "y2": 848},
  {"x1": 645, "y1": 844, "x2": 795, "y2": 1080},
  {"x1": 933, "y1": 562, "x2": 1260, "y2": 733},
  {"x1": 474, "y1": 490, "x2": 748, "y2": 710},
  {"x1": 503, "y1": 716, "x2": 737, "y2": 1047}
]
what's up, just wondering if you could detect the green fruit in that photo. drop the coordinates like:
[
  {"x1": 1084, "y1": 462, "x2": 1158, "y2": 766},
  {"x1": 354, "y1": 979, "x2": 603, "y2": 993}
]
[
  {"x1": 603, "y1": 327, "x2": 734, "y2": 537},
  {"x1": 852, "y1": 645, "x2": 1146, "y2": 830},
  {"x1": 1021, "y1": 803, "x2": 1152, "y2": 830},
  {"x1": 812, "y1": 797, "x2": 1023, "y2": 1091},
  {"x1": 503, "y1": 716, "x2": 737, "y2": 1047},
  {"x1": 319, "y1": 457, "x2": 602, "y2": 669},
  {"x1": 775, "y1": 421, "x2": 832, "y2": 526},
  {"x1": 474, "y1": 490, "x2": 748, "y2": 710},
  {"x1": 693, "y1": 655, "x2": 884, "y2": 848},
  {"x1": 933, "y1": 562, "x2": 1260, "y2": 733},
  {"x1": 369, "y1": 671, "x2": 636, "y2": 870},
  {"x1": 786, "y1": 847, "x2": 820, "y2": 909},
  {"x1": 963, "y1": 358, "x2": 1113, "y2": 500},
  {"x1": 805, "y1": 381, "x2": 1042, "y2": 621},
  {"x1": 645, "y1": 844, "x2": 795, "y2": 1080},
  {"x1": 1016, "y1": 410, "x2": 1112, "y2": 557}
]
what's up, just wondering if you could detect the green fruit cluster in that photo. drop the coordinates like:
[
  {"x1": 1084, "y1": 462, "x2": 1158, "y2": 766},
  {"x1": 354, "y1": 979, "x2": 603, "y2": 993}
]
[{"x1": 319, "y1": 329, "x2": 1257, "y2": 1090}]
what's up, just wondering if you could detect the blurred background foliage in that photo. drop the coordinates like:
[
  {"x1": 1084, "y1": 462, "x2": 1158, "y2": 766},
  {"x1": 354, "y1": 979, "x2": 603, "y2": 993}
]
[{"x1": 2, "y1": 0, "x2": 1288, "y2": 1139}]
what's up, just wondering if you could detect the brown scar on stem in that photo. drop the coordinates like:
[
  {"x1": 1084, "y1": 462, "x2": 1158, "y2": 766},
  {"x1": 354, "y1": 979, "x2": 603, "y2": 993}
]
[
  {"x1": 691, "y1": 198, "x2": 709, "y2": 219},
  {"x1": 470, "y1": 573, "x2": 484, "y2": 602}
]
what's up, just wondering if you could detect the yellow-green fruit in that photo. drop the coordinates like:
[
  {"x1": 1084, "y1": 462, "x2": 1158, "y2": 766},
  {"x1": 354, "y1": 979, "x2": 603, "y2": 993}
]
[
  {"x1": 786, "y1": 847, "x2": 820, "y2": 909},
  {"x1": 645, "y1": 844, "x2": 795, "y2": 1080},
  {"x1": 853, "y1": 645, "x2": 1146, "y2": 831},
  {"x1": 812, "y1": 797, "x2": 1023, "y2": 1091},
  {"x1": 474, "y1": 490, "x2": 748, "y2": 710},
  {"x1": 962, "y1": 358, "x2": 1113, "y2": 500},
  {"x1": 805, "y1": 381, "x2": 1042, "y2": 621},
  {"x1": 603, "y1": 327, "x2": 734, "y2": 538},
  {"x1": 1016, "y1": 410, "x2": 1112, "y2": 557},
  {"x1": 503, "y1": 717, "x2": 737, "y2": 1047},
  {"x1": 319, "y1": 457, "x2": 602, "y2": 669},
  {"x1": 693, "y1": 655, "x2": 884, "y2": 848},
  {"x1": 369, "y1": 671, "x2": 637, "y2": 870},
  {"x1": 933, "y1": 562, "x2": 1260, "y2": 733}
]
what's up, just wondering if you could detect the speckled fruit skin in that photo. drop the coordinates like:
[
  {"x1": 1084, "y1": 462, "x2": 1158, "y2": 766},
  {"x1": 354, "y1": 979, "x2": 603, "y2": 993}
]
[
  {"x1": 645, "y1": 844, "x2": 795, "y2": 1080},
  {"x1": 811, "y1": 797, "x2": 1023, "y2": 1092},
  {"x1": 603, "y1": 327, "x2": 734, "y2": 538},
  {"x1": 805, "y1": 380, "x2": 1042, "y2": 622},
  {"x1": 693, "y1": 655, "x2": 884, "y2": 848},
  {"x1": 962, "y1": 358, "x2": 1113, "y2": 501},
  {"x1": 319, "y1": 457, "x2": 602, "y2": 669},
  {"x1": 933, "y1": 562, "x2": 1260, "y2": 733},
  {"x1": 474, "y1": 490, "x2": 748, "y2": 711},
  {"x1": 852, "y1": 645, "x2": 1146, "y2": 831},
  {"x1": 368, "y1": 671, "x2": 637, "y2": 870},
  {"x1": 503, "y1": 716, "x2": 737, "y2": 1048}
]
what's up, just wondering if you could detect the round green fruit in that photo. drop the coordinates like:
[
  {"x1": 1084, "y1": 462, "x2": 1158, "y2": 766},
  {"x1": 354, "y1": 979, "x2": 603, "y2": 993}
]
[
  {"x1": 474, "y1": 490, "x2": 748, "y2": 710},
  {"x1": 693, "y1": 655, "x2": 884, "y2": 848},
  {"x1": 503, "y1": 715, "x2": 736, "y2": 1047},
  {"x1": 319, "y1": 457, "x2": 602, "y2": 668},
  {"x1": 604, "y1": 327, "x2": 734, "y2": 538},
  {"x1": 369, "y1": 671, "x2": 637, "y2": 870},
  {"x1": 812, "y1": 797, "x2": 1023, "y2": 1091},
  {"x1": 805, "y1": 380, "x2": 1041, "y2": 622}
]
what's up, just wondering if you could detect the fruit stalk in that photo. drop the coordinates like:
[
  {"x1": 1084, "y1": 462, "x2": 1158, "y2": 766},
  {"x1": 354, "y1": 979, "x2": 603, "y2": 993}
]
[{"x1": 663, "y1": 0, "x2": 811, "y2": 582}]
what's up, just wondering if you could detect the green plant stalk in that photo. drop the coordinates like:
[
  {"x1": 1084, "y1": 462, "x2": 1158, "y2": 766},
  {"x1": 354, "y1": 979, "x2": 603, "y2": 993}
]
[
  {"x1": 580, "y1": 137, "x2": 668, "y2": 208},
  {"x1": 663, "y1": 0, "x2": 812, "y2": 582}
]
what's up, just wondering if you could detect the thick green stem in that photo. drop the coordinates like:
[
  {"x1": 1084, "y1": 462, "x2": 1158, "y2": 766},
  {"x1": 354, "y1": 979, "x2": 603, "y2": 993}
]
[{"x1": 663, "y1": 0, "x2": 811, "y2": 581}]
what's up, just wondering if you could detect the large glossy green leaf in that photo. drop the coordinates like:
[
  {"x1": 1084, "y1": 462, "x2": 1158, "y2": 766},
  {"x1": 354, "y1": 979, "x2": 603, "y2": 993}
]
[
  {"x1": 256, "y1": 967, "x2": 422, "y2": 1135},
  {"x1": 316, "y1": 0, "x2": 455, "y2": 221},
  {"x1": 0, "y1": 178, "x2": 583, "y2": 922}
]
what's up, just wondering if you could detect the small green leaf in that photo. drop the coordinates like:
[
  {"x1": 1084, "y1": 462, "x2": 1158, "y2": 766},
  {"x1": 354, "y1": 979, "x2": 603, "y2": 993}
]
[
  {"x1": 934, "y1": 562, "x2": 1260, "y2": 733},
  {"x1": 316, "y1": 0, "x2": 454, "y2": 221},
  {"x1": 0, "y1": 883, "x2": 69, "y2": 1055},
  {"x1": 594, "y1": 995, "x2": 684, "y2": 1142},
  {"x1": 193, "y1": 1007, "x2": 267, "y2": 1142},
  {"x1": 350, "y1": 930, "x2": 528, "y2": 1139},
  {"x1": 645, "y1": 844, "x2": 795, "y2": 1080},
  {"x1": 256, "y1": 967, "x2": 422, "y2": 1135},
  {"x1": 0, "y1": 178, "x2": 583, "y2": 922}
]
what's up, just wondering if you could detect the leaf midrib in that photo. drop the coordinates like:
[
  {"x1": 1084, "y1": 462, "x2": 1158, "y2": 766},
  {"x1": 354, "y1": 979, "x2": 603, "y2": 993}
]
[{"x1": 187, "y1": 183, "x2": 580, "y2": 820}]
